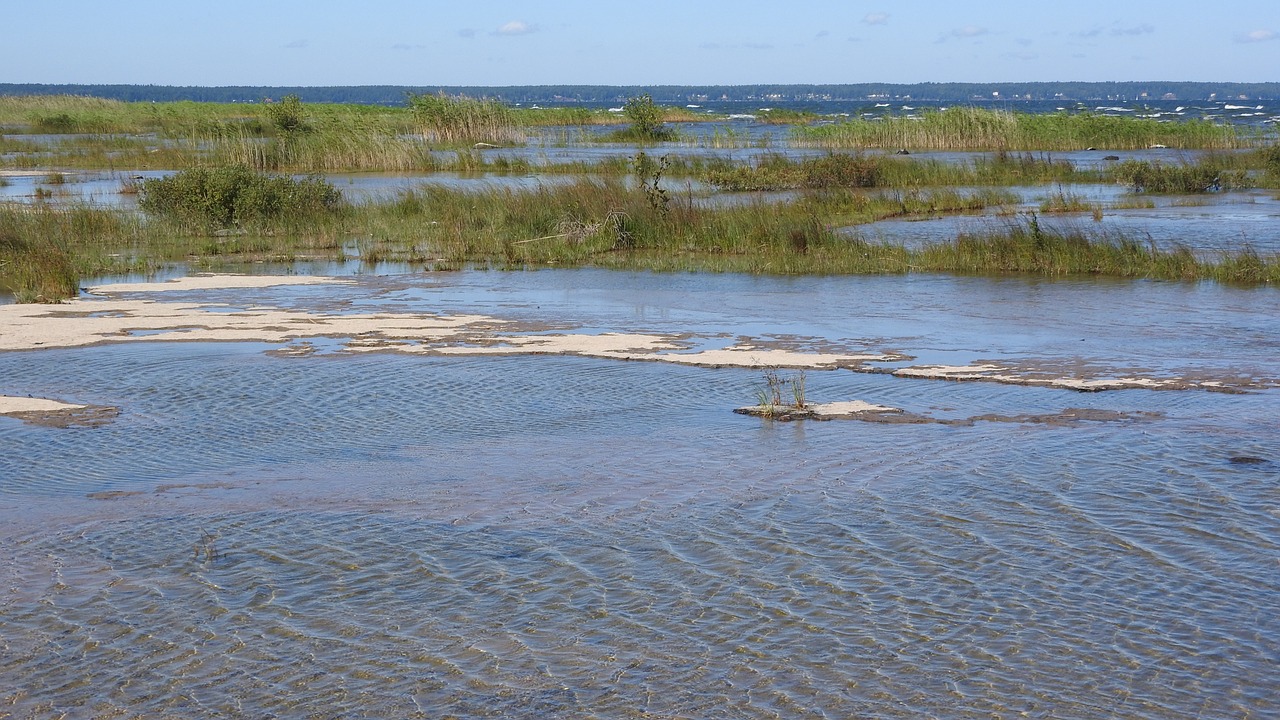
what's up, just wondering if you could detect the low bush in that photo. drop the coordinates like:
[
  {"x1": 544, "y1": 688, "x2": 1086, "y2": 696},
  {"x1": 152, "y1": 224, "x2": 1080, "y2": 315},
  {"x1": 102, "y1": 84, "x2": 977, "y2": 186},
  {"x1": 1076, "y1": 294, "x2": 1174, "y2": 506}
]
[
  {"x1": 607, "y1": 94, "x2": 677, "y2": 142},
  {"x1": 138, "y1": 166, "x2": 342, "y2": 229}
]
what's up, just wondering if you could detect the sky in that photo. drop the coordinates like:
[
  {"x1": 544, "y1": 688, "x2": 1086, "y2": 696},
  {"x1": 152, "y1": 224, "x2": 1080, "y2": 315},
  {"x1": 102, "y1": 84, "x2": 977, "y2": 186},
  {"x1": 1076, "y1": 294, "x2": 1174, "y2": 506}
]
[{"x1": 5, "y1": 1, "x2": 1278, "y2": 87}]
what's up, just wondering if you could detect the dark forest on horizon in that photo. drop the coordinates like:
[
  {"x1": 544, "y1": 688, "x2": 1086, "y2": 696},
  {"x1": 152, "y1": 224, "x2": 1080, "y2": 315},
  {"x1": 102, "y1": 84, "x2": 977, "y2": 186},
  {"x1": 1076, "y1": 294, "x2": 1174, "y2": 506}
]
[{"x1": 2, "y1": 81, "x2": 1277, "y2": 106}]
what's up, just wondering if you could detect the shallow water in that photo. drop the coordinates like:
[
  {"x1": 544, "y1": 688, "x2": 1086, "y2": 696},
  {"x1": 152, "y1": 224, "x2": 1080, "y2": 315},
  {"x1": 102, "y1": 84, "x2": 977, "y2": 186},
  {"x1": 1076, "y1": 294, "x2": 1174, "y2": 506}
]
[
  {"x1": 848, "y1": 189, "x2": 1280, "y2": 256},
  {"x1": 2, "y1": 270, "x2": 1278, "y2": 718}
]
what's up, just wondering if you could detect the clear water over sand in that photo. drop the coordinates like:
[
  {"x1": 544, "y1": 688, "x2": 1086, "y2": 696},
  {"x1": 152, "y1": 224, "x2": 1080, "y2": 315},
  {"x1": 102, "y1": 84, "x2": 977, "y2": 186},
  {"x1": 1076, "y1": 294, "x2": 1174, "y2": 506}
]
[{"x1": 2, "y1": 270, "x2": 1277, "y2": 717}]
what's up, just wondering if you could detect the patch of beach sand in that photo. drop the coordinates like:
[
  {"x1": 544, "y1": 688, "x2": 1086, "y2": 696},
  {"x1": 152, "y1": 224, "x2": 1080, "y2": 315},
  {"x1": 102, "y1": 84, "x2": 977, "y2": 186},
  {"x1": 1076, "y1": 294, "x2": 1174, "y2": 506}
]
[
  {"x1": 427, "y1": 332, "x2": 685, "y2": 357},
  {"x1": 807, "y1": 400, "x2": 900, "y2": 415},
  {"x1": 0, "y1": 395, "x2": 119, "y2": 428},
  {"x1": 3, "y1": 274, "x2": 1267, "y2": 393},
  {"x1": 429, "y1": 338, "x2": 893, "y2": 368},
  {"x1": 0, "y1": 298, "x2": 501, "y2": 351},
  {"x1": 654, "y1": 347, "x2": 892, "y2": 368},
  {"x1": 0, "y1": 396, "x2": 86, "y2": 414},
  {"x1": 86, "y1": 274, "x2": 356, "y2": 294},
  {"x1": 891, "y1": 363, "x2": 1208, "y2": 392}
]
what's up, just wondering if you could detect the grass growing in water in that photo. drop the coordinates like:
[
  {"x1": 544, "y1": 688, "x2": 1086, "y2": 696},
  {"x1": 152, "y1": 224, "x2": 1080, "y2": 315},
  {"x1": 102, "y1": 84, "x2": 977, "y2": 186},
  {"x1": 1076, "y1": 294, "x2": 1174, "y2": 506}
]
[
  {"x1": 138, "y1": 166, "x2": 344, "y2": 231},
  {"x1": 1110, "y1": 158, "x2": 1252, "y2": 193},
  {"x1": 4, "y1": 167, "x2": 1277, "y2": 302},
  {"x1": 794, "y1": 107, "x2": 1262, "y2": 151},
  {"x1": 407, "y1": 93, "x2": 525, "y2": 146}
]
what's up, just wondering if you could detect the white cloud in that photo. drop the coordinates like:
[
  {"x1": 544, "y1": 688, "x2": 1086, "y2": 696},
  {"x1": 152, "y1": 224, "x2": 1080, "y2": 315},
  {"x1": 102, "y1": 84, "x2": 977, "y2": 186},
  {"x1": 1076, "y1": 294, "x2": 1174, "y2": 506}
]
[
  {"x1": 283, "y1": 39, "x2": 308, "y2": 49},
  {"x1": 1236, "y1": 29, "x2": 1277, "y2": 43},
  {"x1": 495, "y1": 20, "x2": 535, "y2": 36},
  {"x1": 863, "y1": 13, "x2": 890, "y2": 26}
]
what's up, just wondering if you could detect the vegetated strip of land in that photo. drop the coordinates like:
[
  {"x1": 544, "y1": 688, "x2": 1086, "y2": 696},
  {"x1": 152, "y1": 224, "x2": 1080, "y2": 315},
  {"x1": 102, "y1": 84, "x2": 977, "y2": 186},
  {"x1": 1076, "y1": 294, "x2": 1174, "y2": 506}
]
[
  {"x1": 2, "y1": 95, "x2": 1277, "y2": 175},
  {"x1": 2, "y1": 95, "x2": 1278, "y2": 301},
  {"x1": 4, "y1": 174, "x2": 1276, "y2": 303}
]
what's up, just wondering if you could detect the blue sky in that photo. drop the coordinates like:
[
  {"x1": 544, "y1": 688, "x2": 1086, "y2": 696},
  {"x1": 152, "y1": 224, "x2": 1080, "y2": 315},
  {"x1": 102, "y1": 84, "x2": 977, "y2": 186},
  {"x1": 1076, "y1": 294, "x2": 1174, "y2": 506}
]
[{"x1": 6, "y1": 1, "x2": 1278, "y2": 86}]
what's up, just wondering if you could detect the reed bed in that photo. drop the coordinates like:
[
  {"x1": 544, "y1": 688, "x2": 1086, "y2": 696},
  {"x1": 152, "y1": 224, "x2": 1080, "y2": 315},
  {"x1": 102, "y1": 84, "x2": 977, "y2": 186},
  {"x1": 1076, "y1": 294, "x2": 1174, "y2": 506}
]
[
  {"x1": 794, "y1": 107, "x2": 1262, "y2": 150},
  {"x1": 0, "y1": 205, "x2": 145, "y2": 302},
  {"x1": 408, "y1": 93, "x2": 526, "y2": 145},
  {"x1": 706, "y1": 152, "x2": 1094, "y2": 191}
]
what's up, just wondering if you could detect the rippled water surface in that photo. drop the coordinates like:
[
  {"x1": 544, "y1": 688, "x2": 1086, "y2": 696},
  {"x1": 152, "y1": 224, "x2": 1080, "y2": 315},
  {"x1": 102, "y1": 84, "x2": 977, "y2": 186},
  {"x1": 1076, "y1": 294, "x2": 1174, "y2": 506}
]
[{"x1": 2, "y1": 270, "x2": 1277, "y2": 718}]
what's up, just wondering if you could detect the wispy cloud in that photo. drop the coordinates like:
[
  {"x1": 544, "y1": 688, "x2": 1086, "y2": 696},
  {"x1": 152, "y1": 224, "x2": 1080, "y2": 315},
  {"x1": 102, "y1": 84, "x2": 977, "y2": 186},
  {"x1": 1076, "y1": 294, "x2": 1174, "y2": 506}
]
[
  {"x1": 1110, "y1": 23, "x2": 1154, "y2": 36},
  {"x1": 1074, "y1": 22, "x2": 1155, "y2": 39},
  {"x1": 699, "y1": 42, "x2": 774, "y2": 51},
  {"x1": 283, "y1": 39, "x2": 309, "y2": 49},
  {"x1": 494, "y1": 20, "x2": 535, "y2": 36},
  {"x1": 938, "y1": 25, "x2": 988, "y2": 43},
  {"x1": 863, "y1": 13, "x2": 890, "y2": 26},
  {"x1": 458, "y1": 28, "x2": 477, "y2": 39},
  {"x1": 1235, "y1": 29, "x2": 1277, "y2": 43}
]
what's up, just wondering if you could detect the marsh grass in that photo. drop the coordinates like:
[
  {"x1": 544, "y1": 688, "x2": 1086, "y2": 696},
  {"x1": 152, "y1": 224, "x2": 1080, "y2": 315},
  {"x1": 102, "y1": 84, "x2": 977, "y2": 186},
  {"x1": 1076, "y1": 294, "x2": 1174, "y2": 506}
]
[
  {"x1": 408, "y1": 93, "x2": 525, "y2": 145},
  {"x1": 1111, "y1": 158, "x2": 1253, "y2": 193},
  {"x1": 5, "y1": 181, "x2": 1276, "y2": 302},
  {"x1": 0, "y1": 205, "x2": 146, "y2": 302},
  {"x1": 706, "y1": 152, "x2": 1091, "y2": 191},
  {"x1": 4, "y1": 124, "x2": 1278, "y2": 301},
  {"x1": 1039, "y1": 187, "x2": 1098, "y2": 213},
  {"x1": 794, "y1": 107, "x2": 1261, "y2": 150}
]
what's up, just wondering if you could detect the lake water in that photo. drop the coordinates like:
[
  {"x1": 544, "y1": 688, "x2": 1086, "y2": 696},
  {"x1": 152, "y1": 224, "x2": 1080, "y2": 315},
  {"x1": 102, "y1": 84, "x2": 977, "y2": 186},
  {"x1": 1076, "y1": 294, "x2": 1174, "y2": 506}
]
[{"x1": 2, "y1": 269, "x2": 1277, "y2": 718}]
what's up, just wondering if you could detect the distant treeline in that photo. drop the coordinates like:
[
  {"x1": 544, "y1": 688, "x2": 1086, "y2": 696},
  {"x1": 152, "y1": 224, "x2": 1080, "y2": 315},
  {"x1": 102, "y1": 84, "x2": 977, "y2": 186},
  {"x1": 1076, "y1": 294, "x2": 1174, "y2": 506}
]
[{"x1": 1, "y1": 82, "x2": 1277, "y2": 105}]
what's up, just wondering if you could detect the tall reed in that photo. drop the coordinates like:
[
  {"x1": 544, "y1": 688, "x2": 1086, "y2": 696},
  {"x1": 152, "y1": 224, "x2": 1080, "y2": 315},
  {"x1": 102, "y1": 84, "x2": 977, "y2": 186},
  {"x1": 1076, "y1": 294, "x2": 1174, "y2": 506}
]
[{"x1": 407, "y1": 93, "x2": 526, "y2": 145}]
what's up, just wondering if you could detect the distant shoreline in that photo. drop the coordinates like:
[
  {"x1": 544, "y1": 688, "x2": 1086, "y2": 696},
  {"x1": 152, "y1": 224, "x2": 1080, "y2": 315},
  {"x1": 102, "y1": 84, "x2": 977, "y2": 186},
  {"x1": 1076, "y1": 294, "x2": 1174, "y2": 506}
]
[{"x1": 2, "y1": 81, "x2": 1277, "y2": 106}]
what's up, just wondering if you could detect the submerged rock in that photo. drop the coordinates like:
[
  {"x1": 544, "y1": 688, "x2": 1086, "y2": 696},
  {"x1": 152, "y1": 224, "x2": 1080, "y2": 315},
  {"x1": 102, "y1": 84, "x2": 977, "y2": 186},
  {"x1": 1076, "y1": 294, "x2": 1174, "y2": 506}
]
[{"x1": 1228, "y1": 456, "x2": 1269, "y2": 465}]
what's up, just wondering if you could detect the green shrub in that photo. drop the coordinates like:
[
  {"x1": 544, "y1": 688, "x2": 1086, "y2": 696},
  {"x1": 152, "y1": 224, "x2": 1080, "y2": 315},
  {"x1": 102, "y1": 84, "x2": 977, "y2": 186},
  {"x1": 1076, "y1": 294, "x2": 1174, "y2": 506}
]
[
  {"x1": 610, "y1": 94, "x2": 677, "y2": 142},
  {"x1": 138, "y1": 166, "x2": 342, "y2": 229},
  {"x1": 265, "y1": 94, "x2": 310, "y2": 134}
]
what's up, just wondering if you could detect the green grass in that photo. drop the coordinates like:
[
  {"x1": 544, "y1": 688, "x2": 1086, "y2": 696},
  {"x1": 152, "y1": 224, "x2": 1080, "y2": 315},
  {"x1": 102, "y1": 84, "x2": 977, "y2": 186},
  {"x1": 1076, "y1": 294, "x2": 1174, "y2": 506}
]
[
  {"x1": 1110, "y1": 158, "x2": 1253, "y2": 193},
  {"x1": 705, "y1": 152, "x2": 1093, "y2": 191},
  {"x1": 4, "y1": 178, "x2": 1276, "y2": 303},
  {"x1": 794, "y1": 107, "x2": 1266, "y2": 151},
  {"x1": 3, "y1": 98, "x2": 1278, "y2": 301},
  {"x1": 0, "y1": 205, "x2": 144, "y2": 302},
  {"x1": 407, "y1": 93, "x2": 525, "y2": 145}
]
